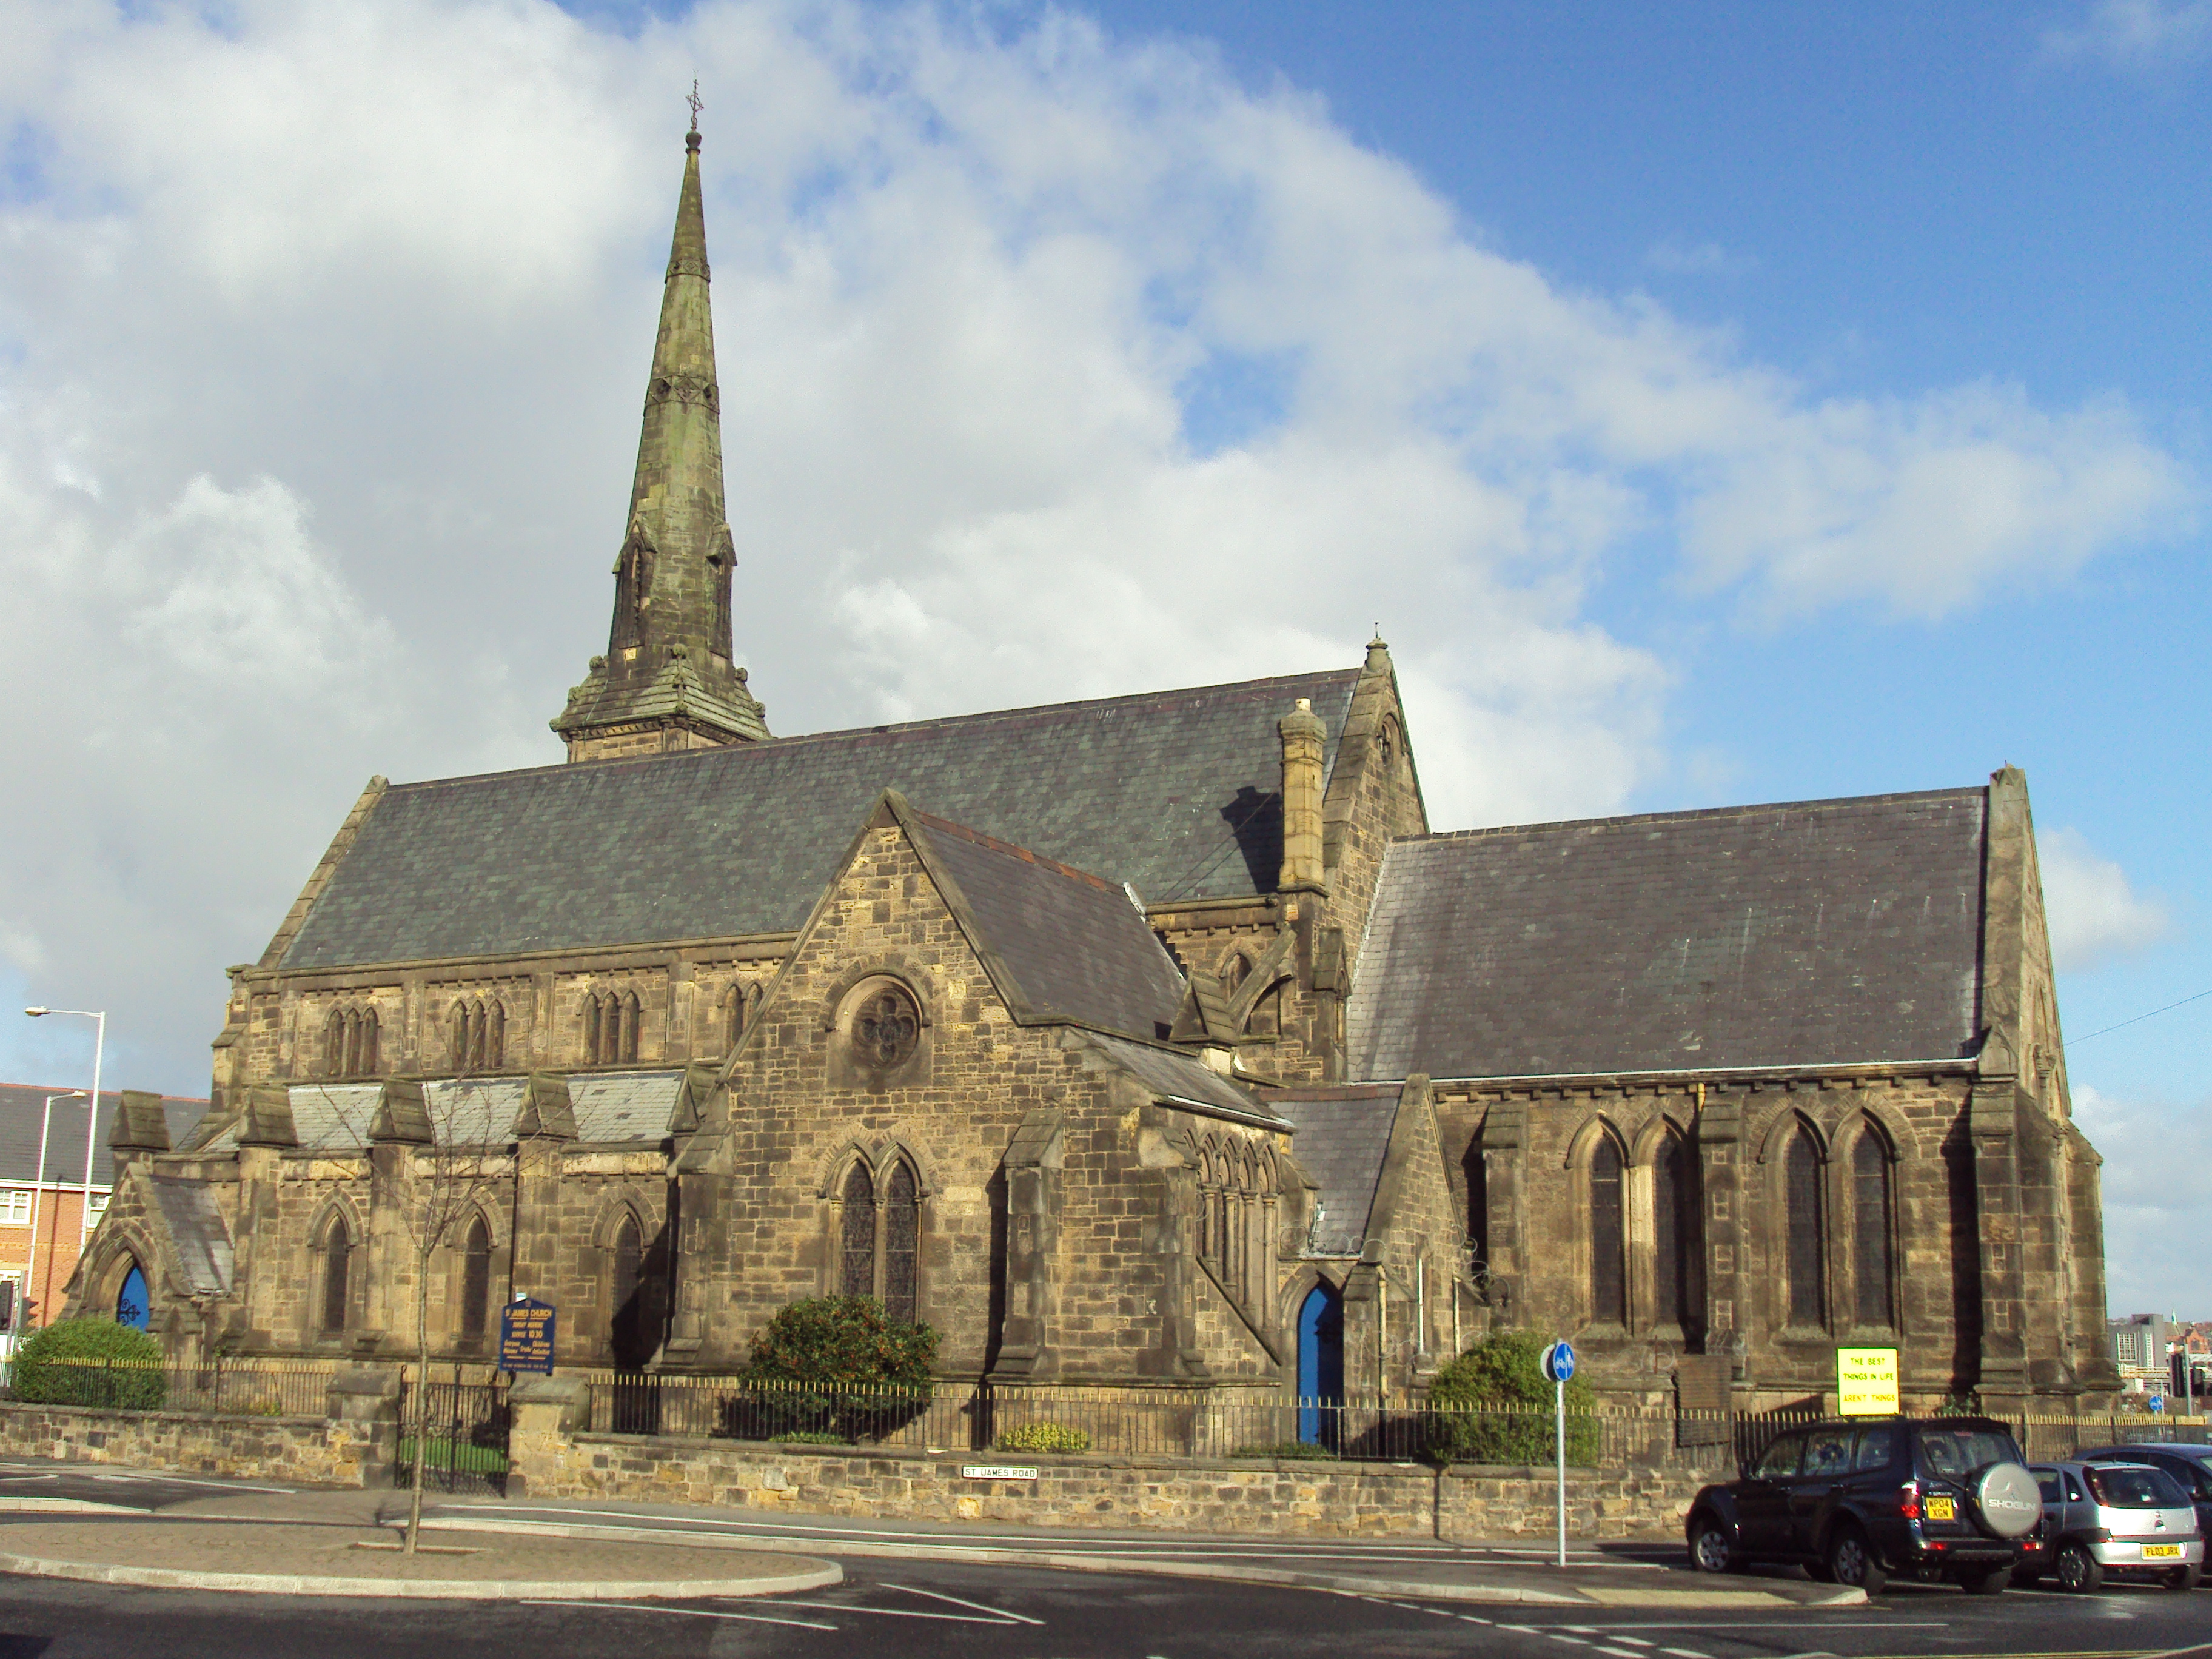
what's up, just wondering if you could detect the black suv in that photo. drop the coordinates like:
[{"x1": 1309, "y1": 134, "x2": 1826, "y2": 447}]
[{"x1": 1686, "y1": 1417, "x2": 2043, "y2": 1594}]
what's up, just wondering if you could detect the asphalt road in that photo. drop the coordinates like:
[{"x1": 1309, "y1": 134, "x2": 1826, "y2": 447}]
[
  {"x1": 0, "y1": 1557, "x2": 2208, "y2": 1659},
  {"x1": 3, "y1": 1461, "x2": 2210, "y2": 1657}
]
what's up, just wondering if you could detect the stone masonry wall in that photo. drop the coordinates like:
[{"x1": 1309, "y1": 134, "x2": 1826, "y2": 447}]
[
  {"x1": 508, "y1": 1427, "x2": 1712, "y2": 1541},
  {"x1": 0, "y1": 1401, "x2": 387, "y2": 1488}
]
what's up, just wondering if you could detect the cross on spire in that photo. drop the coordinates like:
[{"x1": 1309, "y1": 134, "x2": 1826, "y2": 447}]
[{"x1": 687, "y1": 79, "x2": 703, "y2": 136}]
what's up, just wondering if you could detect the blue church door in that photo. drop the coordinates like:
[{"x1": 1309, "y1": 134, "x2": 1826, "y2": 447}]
[
  {"x1": 116, "y1": 1264, "x2": 149, "y2": 1331},
  {"x1": 1296, "y1": 1280, "x2": 1344, "y2": 1446}
]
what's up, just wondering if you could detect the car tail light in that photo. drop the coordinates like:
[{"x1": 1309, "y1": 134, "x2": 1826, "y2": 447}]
[{"x1": 1899, "y1": 1480, "x2": 1922, "y2": 1520}]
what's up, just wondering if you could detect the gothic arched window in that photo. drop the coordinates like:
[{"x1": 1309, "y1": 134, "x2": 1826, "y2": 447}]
[
  {"x1": 609, "y1": 1210, "x2": 648, "y2": 1365},
  {"x1": 884, "y1": 1162, "x2": 920, "y2": 1324},
  {"x1": 321, "y1": 1215, "x2": 352, "y2": 1334},
  {"x1": 839, "y1": 1164, "x2": 876, "y2": 1300},
  {"x1": 1222, "y1": 953, "x2": 1250, "y2": 996},
  {"x1": 324, "y1": 1010, "x2": 345, "y2": 1076},
  {"x1": 1852, "y1": 1130, "x2": 1895, "y2": 1328},
  {"x1": 1589, "y1": 1134, "x2": 1626, "y2": 1325},
  {"x1": 460, "y1": 1215, "x2": 492, "y2": 1346},
  {"x1": 1652, "y1": 1133, "x2": 1702, "y2": 1339},
  {"x1": 357, "y1": 1008, "x2": 379, "y2": 1075},
  {"x1": 1785, "y1": 1126, "x2": 1826, "y2": 1329},
  {"x1": 622, "y1": 992, "x2": 642, "y2": 1063}
]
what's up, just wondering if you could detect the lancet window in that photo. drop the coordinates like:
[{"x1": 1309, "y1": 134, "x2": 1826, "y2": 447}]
[
  {"x1": 449, "y1": 997, "x2": 506, "y2": 1074},
  {"x1": 321, "y1": 1005, "x2": 380, "y2": 1078}
]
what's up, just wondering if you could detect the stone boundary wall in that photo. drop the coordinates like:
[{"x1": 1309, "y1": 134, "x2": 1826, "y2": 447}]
[
  {"x1": 0, "y1": 1400, "x2": 389, "y2": 1489},
  {"x1": 509, "y1": 1420, "x2": 1710, "y2": 1540}
]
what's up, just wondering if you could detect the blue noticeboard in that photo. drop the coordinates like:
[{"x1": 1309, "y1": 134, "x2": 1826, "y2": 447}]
[
  {"x1": 500, "y1": 1298, "x2": 556, "y2": 1374},
  {"x1": 1542, "y1": 1341, "x2": 1577, "y2": 1383}
]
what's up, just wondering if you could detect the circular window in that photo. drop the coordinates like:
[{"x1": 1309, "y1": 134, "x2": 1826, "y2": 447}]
[{"x1": 853, "y1": 984, "x2": 921, "y2": 1067}]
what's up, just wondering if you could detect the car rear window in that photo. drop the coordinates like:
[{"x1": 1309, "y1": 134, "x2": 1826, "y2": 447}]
[
  {"x1": 2085, "y1": 1466, "x2": 2190, "y2": 1509},
  {"x1": 1915, "y1": 1427, "x2": 2022, "y2": 1479},
  {"x1": 1854, "y1": 1425, "x2": 1900, "y2": 1472}
]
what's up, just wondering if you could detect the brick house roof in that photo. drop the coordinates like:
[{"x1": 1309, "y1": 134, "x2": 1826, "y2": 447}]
[
  {"x1": 280, "y1": 669, "x2": 1360, "y2": 971},
  {"x1": 0, "y1": 1086, "x2": 207, "y2": 1187},
  {"x1": 1345, "y1": 788, "x2": 1988, "y2": 1081}
]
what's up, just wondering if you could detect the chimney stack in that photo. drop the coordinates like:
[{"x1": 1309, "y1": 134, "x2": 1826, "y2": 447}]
[{"x1": 1278, "y1": 697, "x2": 1327, "y2": 893}]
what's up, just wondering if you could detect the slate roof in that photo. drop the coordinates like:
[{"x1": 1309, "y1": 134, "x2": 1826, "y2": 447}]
[
  {"x1": 570, "y1": 1072, "x2": 683, "y2": 1144},
  {"x1": 908, "y1": 808, "x2": 1187, "y2": 1042},
  {"x1": 192, "y1": 1073, "x2": 682, "y2": 1152},
  {"x1": 281, "y1": 669, "x2": 1362, "y2": 971},
  {"x1": 1270, "y1": 1086, "x2": 1403, "y2": 1256},
  {"x1": 146, "y1": 1174, "x2": 233, "y2": 1296},
  {"x1": 1345, "y1": 788, "x2": 1988, "y2": 1082},
  {"x1": 0, "y1": 1087, "x2": 207, "y2": 1187},
  {"x1": 1079, "y1": 1033, "x2": 1290, "y2": 1130}
]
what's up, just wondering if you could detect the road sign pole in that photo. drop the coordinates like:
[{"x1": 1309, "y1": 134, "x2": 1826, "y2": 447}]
[{"x1": 1555, "y1": 1370, "x2": 1566, "y2": 1568}]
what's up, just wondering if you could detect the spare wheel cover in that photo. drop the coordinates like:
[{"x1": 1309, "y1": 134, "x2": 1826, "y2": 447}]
[{"x1": 1974, "y1": 1462, "x2": 2042, "y2": 1538}]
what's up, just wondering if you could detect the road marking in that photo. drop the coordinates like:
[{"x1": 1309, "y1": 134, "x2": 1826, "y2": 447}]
[
  {"x1": 86, "y1": 1470, "x2": 295, "y2": 1494},
  {"x1": 874, "y1": 1581, "x2": 1044, "y2": 1626},
  {"x1": 521, "y1": 1599, "x2": 838, "y2": 1631},
  {"x1": 766, "y1": 1598, "x2": 1025, "y2": 1625},
  {"x1": 1658, "y1": 1650, "x2": 1711, "y2": 1658}
]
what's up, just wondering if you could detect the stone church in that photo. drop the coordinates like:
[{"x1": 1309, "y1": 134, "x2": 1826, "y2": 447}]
[{"x1": 73, "y1": 121, "x2": 2119, "y2": 1420}]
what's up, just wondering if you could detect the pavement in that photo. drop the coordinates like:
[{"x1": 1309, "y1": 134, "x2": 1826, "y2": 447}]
[{"x1": 0, "y1": 1455, "x2": 1863, "y2": 1608}]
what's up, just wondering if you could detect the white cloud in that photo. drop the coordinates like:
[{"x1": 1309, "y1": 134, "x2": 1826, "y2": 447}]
[
  {"x1": 1645, "y1": 239, "x2": 1754, "y2": 278},
  {"x1": 0, "y1": 0, "x2": 2194, "y2": 1091},
  {"x1": 2040, "y1": 827, "x2": 2171, "y2": 973},
  {"x1": 2043, "y1": 0, "x2": 2212, "y2": 69},
  {"x1": 2072, "y1": 1084, "x2": 2212, "y2": 1314}
]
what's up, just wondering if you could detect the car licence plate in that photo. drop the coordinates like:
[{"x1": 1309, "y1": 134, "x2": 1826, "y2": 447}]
[
  {"x1": 2143, "y1": 1544, "x2": 2182, "y2": 1558},
  {"x1": 1926, "y1": 1496, "x2": 1956, "y2": 1520}
]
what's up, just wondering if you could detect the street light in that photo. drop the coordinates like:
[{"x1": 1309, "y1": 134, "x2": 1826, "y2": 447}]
[
  {"x1": 23, "y1": 1007, "x2": 105, "y2": 1247},
  {"x1": 25, "y1": 1091, "x2": 85, "y2": 1329}
]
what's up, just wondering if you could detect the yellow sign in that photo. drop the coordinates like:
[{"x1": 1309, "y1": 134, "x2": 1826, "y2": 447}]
[{"x1": 1837, "y1": 1346, "x2": 1900, "y2": 1415}]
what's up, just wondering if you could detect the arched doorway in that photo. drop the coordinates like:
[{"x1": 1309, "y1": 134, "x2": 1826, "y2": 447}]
[
  {"x1": 115, "y1": 1261, "x2": 150, "y2": 1331},
  {"x1": 1296, "y1": 1279, "x2": 1344, "y2": 1446}
]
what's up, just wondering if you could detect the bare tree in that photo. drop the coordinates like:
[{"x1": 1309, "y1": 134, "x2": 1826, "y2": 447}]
[
  {"x1": 369, "y1": 1078, "x2": 508, "y2": 1555},
  {"x1": 298, "y1": 1074, "x2": 509, "y2": 1556}
]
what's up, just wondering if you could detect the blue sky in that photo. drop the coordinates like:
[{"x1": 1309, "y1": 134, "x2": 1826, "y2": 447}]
[{"x1": 0, "y1": 0, "x2": 2205, "y2": 1312}]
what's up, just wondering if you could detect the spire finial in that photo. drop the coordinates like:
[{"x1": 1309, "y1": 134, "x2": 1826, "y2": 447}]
[{"x1": 686, "y1": 79, "x2": 703, "y2": 150}]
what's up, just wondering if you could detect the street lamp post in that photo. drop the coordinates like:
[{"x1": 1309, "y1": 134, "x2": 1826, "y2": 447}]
[
  {"x1": 23, "y1": 1007, "x2": 106, "y2": 1248},
  {"x1": 25, "y1": 1091, "x2": 85, "y2": 1329}
]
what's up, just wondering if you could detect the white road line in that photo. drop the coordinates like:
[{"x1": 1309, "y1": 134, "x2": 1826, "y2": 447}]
[
  {"x1": 85, "y1": 1470, "x2": 294, "y2": 1494},
  {"x1": 1657, "y1": 1650, "x2": 1710, "y2": 1658},
  {"x1": 766, "y1": 1598, "x2": 1022, "y2": 1625},
  {"x1": 520, "y1": 1599, "x2": 839, "y2": 1631},
  {"x1": 1608, "y1": 1641, "x2": 1654, "y2": 1649},
  {"x1": 1459, "y1": 1615, "x2": 1493, "y2": 1624},
  {"x1": 876, "y1": 1581, "x2": 1045, "y2": 1626},
  {"x1": 1595, "y1": 1649, "x2": 1648, "y2": 1658}
]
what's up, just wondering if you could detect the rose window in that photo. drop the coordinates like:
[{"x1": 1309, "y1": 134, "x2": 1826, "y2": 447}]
[{"x1": 854, "y1": 985, "x2": 920, "y2": 1066}]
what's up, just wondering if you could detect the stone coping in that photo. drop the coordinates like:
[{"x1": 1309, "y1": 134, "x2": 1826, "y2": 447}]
[{"x1": 563, "y1": 1431, "x2": 1687, "y2": 1481}]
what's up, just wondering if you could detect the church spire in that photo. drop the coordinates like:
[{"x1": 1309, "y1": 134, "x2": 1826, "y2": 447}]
[{"x1": 554, "y1": 101, "x2": 770, "y2": 762}]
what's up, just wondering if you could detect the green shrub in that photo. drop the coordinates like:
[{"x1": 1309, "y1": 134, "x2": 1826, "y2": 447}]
[
  {"x1": 1426, "y1": 1330, "x2": 1598, "y2": 1466},
  {"x1": 1231, "y1": 1440, "x2": 1336, "y2": 1461},
  {"x1": 995, "y1": 1422, "x2": 1091, "y2": 1454},
  {"x1": 745, "y1": 1297, "x2": 938, "y2": 1390},
  {"x1": 770, "y1": 1430, "x2": 850, "y2": 1446},
  {"x1": 12, "y1": 1319, "x2": 166, "y2": 1411},
  {"x1": 739, "y1": 1297, "x2": 940, "y2": 1443}
]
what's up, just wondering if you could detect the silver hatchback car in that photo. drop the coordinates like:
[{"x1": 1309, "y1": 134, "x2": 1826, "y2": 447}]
[{"x1": 2026, "y1": 1461, "x2": 2202, "y2": 1592}]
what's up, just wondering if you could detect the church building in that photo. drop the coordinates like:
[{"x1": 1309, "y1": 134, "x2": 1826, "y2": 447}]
[{"x1": 72, "y1": 120, "x2": 2120, "y2": 1421}]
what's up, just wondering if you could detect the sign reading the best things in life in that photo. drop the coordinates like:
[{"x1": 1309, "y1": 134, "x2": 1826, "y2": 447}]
[
  {"x1": 1837, "y1": 1346, "x2": 1900, "y2": 1415},
  {"x1": 500, "y1": 1298, "x2": 556, "y2": 1374}
]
